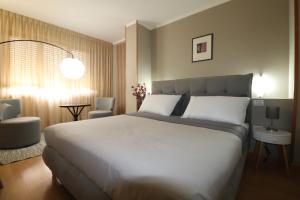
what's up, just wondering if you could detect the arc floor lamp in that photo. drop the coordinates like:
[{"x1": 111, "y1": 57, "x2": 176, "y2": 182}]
[{"x1": 0, "y1": 39, "x2": 85, "y2": 80}]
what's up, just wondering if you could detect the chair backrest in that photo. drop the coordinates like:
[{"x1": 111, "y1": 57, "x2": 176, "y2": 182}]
[
  {"x1": 0, "y1": 99, "x2": 21, "y2": 117},
  {"x1": 95, "y1": 97, "x2": 115, "y2": 111}
]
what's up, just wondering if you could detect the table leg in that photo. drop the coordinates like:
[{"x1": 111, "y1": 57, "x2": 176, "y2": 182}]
[
  {"x1": 77, "y1": 106, "x2": 86, "y2": 118},
  {"x1": 71, "y1": 107, "x2": 79, "y2": 121},
  {"x1": 66, "y1": 107, "x2": 78, "y2": 121},
  {"x1": 281, "y1": 145, "x2": 290, "y2": 176},
  {"x1": 73, "y1": 114, "x2": 79, "y2": 121},
  {"x1": 277, "y1": 145, "x2": 284, "y2": 166},
  {"x1": 263, "y1": 145, "x2": 271, "y2": 162},
  {"x1": 62, "y1": 105, "x2": 89, "y2": 121},
  {"x1": 254, "y1": 140, "x2": 259, "y2": 154},
  {"x1": 256, "y1": 141, "x2": 264, "y2": 169}
]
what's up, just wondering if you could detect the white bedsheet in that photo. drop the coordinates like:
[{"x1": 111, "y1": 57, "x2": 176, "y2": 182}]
[{"x1": 44, "y1": 115, "x2": 242, "y2": 200}]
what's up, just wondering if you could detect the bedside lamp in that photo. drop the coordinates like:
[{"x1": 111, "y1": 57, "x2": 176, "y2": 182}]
[
  {"x1": 252, "y1": 74, "x2": 275, "y2": 98},
  {"x1": 265, "y1": 106, "x2": 280, "y2": 131}
]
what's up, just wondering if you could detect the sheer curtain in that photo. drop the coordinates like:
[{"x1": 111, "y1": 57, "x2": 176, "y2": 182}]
[{"x1": 0, "y1": 9, "x2": 113, "y2": 128}]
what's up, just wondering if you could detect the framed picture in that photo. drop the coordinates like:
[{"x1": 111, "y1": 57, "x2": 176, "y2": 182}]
[{"x1": 192, "y1": 33, "x2": 213, "y2": 62}]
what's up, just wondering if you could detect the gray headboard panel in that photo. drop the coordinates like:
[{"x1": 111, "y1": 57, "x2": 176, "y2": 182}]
[{"x1": 152, "y1": 74, "x2": 253, "y2": 98}]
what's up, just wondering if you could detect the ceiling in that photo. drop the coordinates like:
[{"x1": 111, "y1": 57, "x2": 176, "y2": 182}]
[{"x1": 0, "y1": 0, "x2": 230, "y2": 43}]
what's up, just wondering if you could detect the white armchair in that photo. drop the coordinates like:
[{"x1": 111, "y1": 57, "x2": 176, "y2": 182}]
[
  {"x1": 88, "y1": 97, "x2": 115, "y2": 119},
  {"x1": 0, "y1": 99, "x2": 40, "y2": 149}
]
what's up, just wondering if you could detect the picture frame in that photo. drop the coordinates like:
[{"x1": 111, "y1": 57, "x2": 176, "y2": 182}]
[{"x1": 192, "y1": 33, "x2": 213, "y2": 62}]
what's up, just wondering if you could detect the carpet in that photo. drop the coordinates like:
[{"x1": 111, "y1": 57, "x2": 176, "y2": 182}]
[{"x1": 0, "y1": 135, "x2": 46, "y2": 165}]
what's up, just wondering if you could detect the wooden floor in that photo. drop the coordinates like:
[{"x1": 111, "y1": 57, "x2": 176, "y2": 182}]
[
  {"x1": 0, "y1": 156, "x2": 73, "y2": 200},
  {"x1": 237, "y1": 156, "x2": 300, "y2": 200},
  {"x1": 0, "y1": 156, "x2": 299, "y2": 200}
]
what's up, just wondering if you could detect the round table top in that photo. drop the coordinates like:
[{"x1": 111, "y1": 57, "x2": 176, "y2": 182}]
[
  {"x1": 59, "y1": 104, "x2": 91, "y2": 108},
  {"x1": 253, "y1": 125, "x2": 291, "y2": 145}
]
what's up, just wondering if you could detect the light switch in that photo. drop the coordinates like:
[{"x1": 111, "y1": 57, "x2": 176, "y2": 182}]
[{"x1": 253, "y1": 99, "x2": 265, "y2": 107}]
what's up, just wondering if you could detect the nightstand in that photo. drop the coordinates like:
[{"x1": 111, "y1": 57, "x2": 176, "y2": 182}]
[{"x1": 253, "y1": 125, "x2": 291, "y2": 176}]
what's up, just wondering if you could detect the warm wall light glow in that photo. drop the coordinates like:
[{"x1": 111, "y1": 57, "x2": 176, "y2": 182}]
[
  {"x1": 252, "y1": 74, "x2": 275, "y2": 98},
  {"x1": 59, "y1": 58, "x2": 85, "y2": 79}
]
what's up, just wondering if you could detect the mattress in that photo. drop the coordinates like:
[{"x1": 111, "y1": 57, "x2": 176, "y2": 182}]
[{"x1": 43, "y1": 113, "x2": 248, "y2": 200}]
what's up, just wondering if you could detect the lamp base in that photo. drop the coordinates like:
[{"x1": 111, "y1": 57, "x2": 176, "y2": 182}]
[{"x1": 266, "y1": 127, "x2": 278, "y2": 132}]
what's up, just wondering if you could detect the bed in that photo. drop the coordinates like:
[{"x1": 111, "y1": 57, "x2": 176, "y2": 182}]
[{"x1": 42, "y1": 74, "x2": 253, "y2": 200}]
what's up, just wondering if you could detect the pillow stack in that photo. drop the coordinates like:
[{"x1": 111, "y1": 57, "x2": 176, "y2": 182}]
[
  {"x1": 138, "y1": 93, "x2": 250, "y2": 126},
  {"x1": 139, "y1": 94, "x2": 181, "y2": 116},
  {"x1": 182, "y1": 96, "x2": 250, "y2": 125}
]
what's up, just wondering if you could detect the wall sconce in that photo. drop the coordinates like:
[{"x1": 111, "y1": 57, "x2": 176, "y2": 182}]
[{"x1": 252, "y1": 74, "x2": 275, "y2": 98}]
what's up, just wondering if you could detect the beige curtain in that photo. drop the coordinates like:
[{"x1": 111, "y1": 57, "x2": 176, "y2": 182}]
[
  {"x1": 116, "y1": 42, "x2": 126, "y2": 114},
  {"x1": 0, "y1": 9, "x2": 113, "y2": 128}
]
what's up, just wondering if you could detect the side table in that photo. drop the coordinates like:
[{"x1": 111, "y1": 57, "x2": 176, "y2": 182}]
[
  {"x1": 60, "y1": 104, "x2": 91, "y2": 121},
  {"x1": 253, "y1": 125, "x2": 291, "y2": 176}
]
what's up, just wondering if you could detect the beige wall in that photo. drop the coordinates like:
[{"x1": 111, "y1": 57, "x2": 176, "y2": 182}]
[
  {"x1": 114, "y1": 42, "x2": 126, "y2": 114},
  {"x1": 125, "y1": 23, "x2": 152, "y2": 113},
  {"x1": 126, "y1": 24, "x2": 138, "y2": 113},
  {"x1": 151, "y1": 0, "x2": 289, "y2": 98},
  {"x1": 137, "y1": 23, "x2": 152, "y2": 93}
]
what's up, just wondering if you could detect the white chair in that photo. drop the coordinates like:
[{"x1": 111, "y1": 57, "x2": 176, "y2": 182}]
[
  {"x1": 0, "y1": 99, "x2": 41, "y2": 149},
  {"x1": 88, "y1": 97, "x2": 115, "y2": 119}
]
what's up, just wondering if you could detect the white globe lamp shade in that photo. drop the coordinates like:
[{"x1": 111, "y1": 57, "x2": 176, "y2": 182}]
[{"x1": 59, "y1": 58, "x2": 85, "y2": 79}]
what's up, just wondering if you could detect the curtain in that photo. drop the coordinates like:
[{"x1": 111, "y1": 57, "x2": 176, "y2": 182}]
[
  {"x1": 0, "y1": 9, "x2": 113, "y2": 128},
  {"x1": 115, "y1": 42, "x2": 126, "y2": 114}
]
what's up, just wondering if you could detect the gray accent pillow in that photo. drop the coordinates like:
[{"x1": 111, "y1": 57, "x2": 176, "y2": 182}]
[
  {"x1": 0, "y1": 103, "x2": 16, "y2": 121},
  {"x1": 171, "y1": 93, "x2": 190, "y2": 116}
]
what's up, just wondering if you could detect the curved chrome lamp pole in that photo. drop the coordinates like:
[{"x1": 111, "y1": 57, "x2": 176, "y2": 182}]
[
  {"x1": 0, "y1": 39, "x2": 74, "y2": 57},
  {"x1": 0, "y1": 39, "x2": 85, "y2": 79}
]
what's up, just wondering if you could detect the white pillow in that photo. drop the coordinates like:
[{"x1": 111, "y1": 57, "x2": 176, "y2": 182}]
[
  {"x1": 139, "y1": 94, "x2": 181, "y2": 116},
  {"x1": 182, "y1": 96, "x2": 250, "y2": 125}
]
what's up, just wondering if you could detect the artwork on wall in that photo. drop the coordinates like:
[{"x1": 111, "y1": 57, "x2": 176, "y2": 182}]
[{"x1": 192, "y1": 33, "x2": 213, "y2": 62}]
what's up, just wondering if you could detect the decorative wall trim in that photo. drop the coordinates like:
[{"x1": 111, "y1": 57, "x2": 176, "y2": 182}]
[
  {"x1": 113, "y1": 38, "x2": 125, "y2": 45},
  {"x1": 126, "y1": 20, "x2": 138, "y2": 28}
]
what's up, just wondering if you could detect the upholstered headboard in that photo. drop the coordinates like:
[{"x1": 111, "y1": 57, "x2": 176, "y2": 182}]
[{"x1": 152, "y1": 74, "x2": 253, "y2": 98}]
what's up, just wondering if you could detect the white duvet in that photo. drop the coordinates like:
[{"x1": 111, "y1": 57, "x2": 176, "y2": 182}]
[{"x1": 44, "y1": 115, "x2": 242, "y2": 200}]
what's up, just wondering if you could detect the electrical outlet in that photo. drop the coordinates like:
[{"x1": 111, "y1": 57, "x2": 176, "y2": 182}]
[{"x1": 253, "y1": 99, "x2": 265, "y2": 107}]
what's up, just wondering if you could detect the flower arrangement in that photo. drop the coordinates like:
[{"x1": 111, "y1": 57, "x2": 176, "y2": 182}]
[
  {"x1": 131, "y1": 83, "x2": 147, "y2": 98},
  {"x1": 131, "y1": 83, "x2": 147, "y2": 110}
]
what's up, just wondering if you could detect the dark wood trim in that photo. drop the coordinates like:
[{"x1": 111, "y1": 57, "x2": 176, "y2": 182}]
[
  {"x1": 292, "y1": 0, "x2": 299, "y2": 163},
  {"x1": 0, "y1": 178, "x2": 3, "y2": 189}
]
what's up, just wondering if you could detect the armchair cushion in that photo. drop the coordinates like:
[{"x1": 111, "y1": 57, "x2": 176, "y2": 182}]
[
  {"x1": 0, "y1": 103, "x2": 16, "y2": 121},
  {"x1": 88, "y1": 110, "x2": 113, "y2": 119}
]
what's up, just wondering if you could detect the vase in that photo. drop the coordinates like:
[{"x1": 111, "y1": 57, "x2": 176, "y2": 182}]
[{"x1": 136, "y1": 97, "x2": 143, "y2": 111}]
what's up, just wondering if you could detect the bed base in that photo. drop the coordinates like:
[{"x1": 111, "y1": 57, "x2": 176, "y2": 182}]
[
  {"x1": 43, "y1": 145, "x2": 248, "y2": 200},
  {"x1": 43, "y1": 146, "x2": 110, "y2": 200}
]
